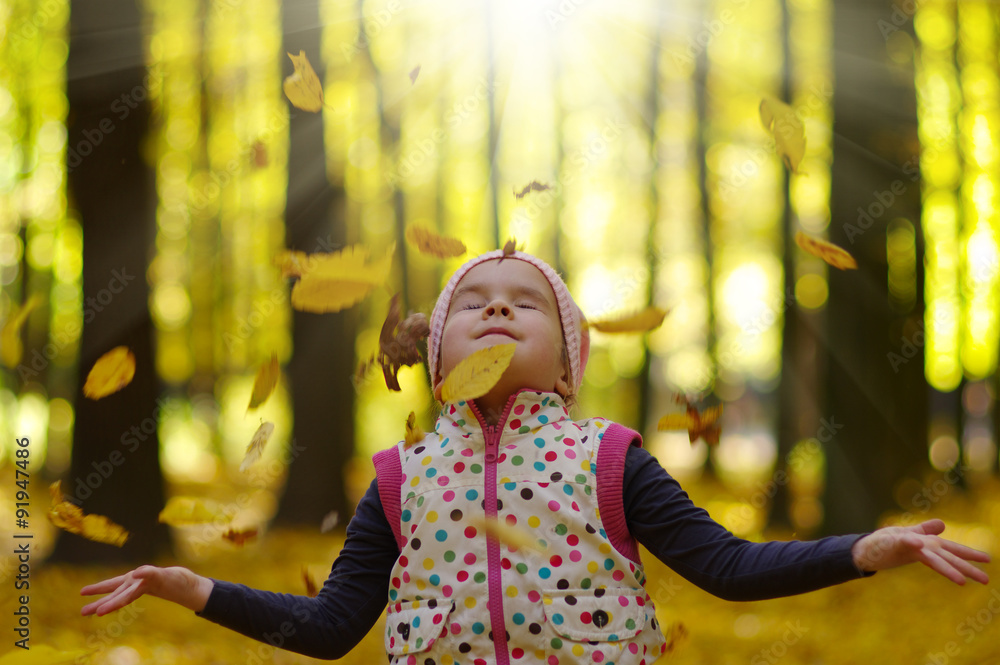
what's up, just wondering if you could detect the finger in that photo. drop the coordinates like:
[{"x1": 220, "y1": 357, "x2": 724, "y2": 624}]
[
  {"x1": 937, "y1": 547, "x2": 991, "y2": 585},
  {"x1": 94, "y1": 578, "x2": 143, "y2": 616},
  {"x1": 940, "y1": 539, "x2": 992, "y2": 564},
  {"x1": 80, "y1": 574, "x2": 129, "y2": 596},
  {"x1": 918, "y1": 549, "x2": 967, "y2": 585},
  {"x1": 912, "y1": 519, "x2": 946, "y2": 536}
]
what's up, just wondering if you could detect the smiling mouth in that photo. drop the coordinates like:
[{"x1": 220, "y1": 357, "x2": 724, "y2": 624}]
[{"x1": 479, "y1": 328, "x2": 516, "y2": 339}]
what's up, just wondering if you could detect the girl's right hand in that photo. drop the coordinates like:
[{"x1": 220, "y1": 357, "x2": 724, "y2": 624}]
[{"x1": 81, "y1": 565, "x2": 214, "y2": 616}]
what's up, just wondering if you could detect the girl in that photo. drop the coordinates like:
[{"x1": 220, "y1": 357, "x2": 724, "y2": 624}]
[{"x1": 82, "y1": 250, "x2": 990, "y2": 665}]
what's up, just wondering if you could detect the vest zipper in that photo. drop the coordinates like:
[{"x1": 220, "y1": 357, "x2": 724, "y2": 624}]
[{"x1": 469, "y1": 395, "x2": 520, "y2": 665}]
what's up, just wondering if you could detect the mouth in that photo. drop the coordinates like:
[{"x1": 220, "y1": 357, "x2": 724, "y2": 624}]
[{"x1": 478, "y1": 327, "x2": 517, "y2": 340}]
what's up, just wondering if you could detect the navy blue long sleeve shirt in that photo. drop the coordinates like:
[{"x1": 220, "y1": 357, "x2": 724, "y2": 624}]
[{"x1": 198, "y1": 445, "x2": 872, "y2": 659}]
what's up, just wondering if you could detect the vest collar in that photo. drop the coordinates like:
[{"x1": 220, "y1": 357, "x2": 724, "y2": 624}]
[{"x1": 435, "y1": 390, "x2": 572, "y2": 441}]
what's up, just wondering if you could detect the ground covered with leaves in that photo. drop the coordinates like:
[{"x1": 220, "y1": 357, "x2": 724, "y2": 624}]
[{"x1": 5, "y1": 478, "x2": 1000, "y2": 665}]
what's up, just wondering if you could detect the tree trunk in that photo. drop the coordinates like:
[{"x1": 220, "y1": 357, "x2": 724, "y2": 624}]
[
  {"x1": 822, "y1": 0, "x2": 927, "y2": 535},
  {"x1": 50, "y1": 0, "x2": 169, "y2": 563},
  {"x1": 273, "y1": 0, "x2": 354, "y2": 526}
]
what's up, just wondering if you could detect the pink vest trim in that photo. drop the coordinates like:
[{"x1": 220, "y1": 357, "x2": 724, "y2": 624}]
[
  {"x1": 596, "y1": 423, "x2": 642, "y2": 563},
  {"x1": 373, "y1": 446, "x2": 405, "y2": 551}
]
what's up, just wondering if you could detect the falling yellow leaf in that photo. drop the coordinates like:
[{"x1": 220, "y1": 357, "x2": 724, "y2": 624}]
[
  {"x1": 0, "y1": 293, "x2": 43, "y2": 368},
  {"x1": 283, "y1": 50, "x2": 324, "y2": 113},
  {"x1": 289, "y1": 244, "x2": 395, "y2": 313},
  {"x1": 247, "y1": 352, "x2": 279, "y2": 412},
  {"x1": 405, "y1": 225, "x2": 467, "y2": 259},
  {"x1": 513, "y1": 181, "x2": 551, "y2": 199},
  {"x1": 404, "y1": 411, "x2": 425, "y2": 448},
  {"x1": 240, "y1": 421, "x2": 275, "y2": 473},
  {"x1": 657, "y1": 402, "x2": 724, "y2": 446},
  {"x1": 499, "y1": 239, "x2": 520, "y2": 262},
  {"x1": 159, "y1": 496, "x2": 233, "y2": 526},
  {"x1": 0, "y1": 645, "x2": 94, "y2": 665},
  {"x1": 82, "y1": 346, "x2": 135, "y2": 400},
  {"x1": 48, "y1": 481, "x2": 129, "y2": 547},
  {"x1": 588, "y1": 306, "x2": 668, "y2": 334},
  {"x1": 440, "y1": 343, "x2": 517, "y2": 403},
  {"x1": 470, "y1": 515, "x2": 548, "y2": 554},
  {"x1": 760, "y1": 95, "x2": 806, "y2": 173},
  {"x1": 409, "y1": 65, "x2": 421, "y2": 84},
  {"x1": 794, "y1": 231, "x2": 858, "y2": 270},
  {"x1": 222, "y1": 527, "x2": 259, "y2": 546},
  {"x1": 274, "y1": 249, "x2": 310, "y2": 278}
]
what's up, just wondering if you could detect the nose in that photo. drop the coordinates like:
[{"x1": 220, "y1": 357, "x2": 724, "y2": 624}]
[{"x1": 483, "y1": 299, "x2": 512, "y2": 319}]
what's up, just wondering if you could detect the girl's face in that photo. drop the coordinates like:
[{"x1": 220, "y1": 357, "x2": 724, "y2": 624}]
[{"x1": 434, "y1": 259, "x2": 570, "y2": 413}]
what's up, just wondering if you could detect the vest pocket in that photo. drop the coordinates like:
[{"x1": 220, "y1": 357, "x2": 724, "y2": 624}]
[
  {"x1": 384, "y1": 599, "x2": 456, "y2": 656},
  {"x1": 541, "y1": 588, "x2": 646, "y2": 642}
]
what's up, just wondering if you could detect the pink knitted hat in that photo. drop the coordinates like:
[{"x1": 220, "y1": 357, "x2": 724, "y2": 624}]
[{"x1": 428, "y1": 250, "x2": 590, "y2": 396}]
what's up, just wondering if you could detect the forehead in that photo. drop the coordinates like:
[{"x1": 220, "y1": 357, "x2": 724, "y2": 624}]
[{"x1": 453, "y1": 259, "x2": 556, "y2": 303}]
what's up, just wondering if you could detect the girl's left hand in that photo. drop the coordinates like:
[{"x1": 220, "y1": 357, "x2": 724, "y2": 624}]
[{"x1": 851, "y1": 519, "x2": 990, "y2": 585}]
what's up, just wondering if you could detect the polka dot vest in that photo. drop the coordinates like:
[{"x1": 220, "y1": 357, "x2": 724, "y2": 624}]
[{"x1": 373, "y1": 391, "x2": 667, "y2": 665}]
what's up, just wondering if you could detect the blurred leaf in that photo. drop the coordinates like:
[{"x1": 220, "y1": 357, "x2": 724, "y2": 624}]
[
  {"x1": 320, "y1": 510, "x2": 340, "y2": 533},
  {"x1": 657, "y1": 399, "x2": 724, "y2": 446},
  {"x1": 405, "y1": 225, "x2": 466, "y2": 259},
  {"x1": 378, "y1": 293, "x2": 430, "y2": 391},
  {"x1": 0, "y1": 293, "x2": 43, "y2": 368},
  {"x1": 795, "y1": 231, "x2": 858, "y2": 270},
  {"x1": 409, "y1": 65, "x2": 421, "y2": 84},
  {"x1": 48, "y1": 481, "x2": 129, "y2": 547},
  {"x1": 470, "y1": 515, "x2": 548, "y2": 554},
  {"x1": 500, "y1": 239, "x2": 519, "y2": 261},
  {"x1": 303, "y1": 565, "x2": 320, "y2": 597},
  {"x1": 159, "y1": 496, "x2": 232, "y2": 525},
  {"x1": 283, "y1": 50, "x2": 324, "y2": 113},
  {"x1": 82, "y1": 346, "x2": 135, "y2": 400},
  {"x1": 247, "y1": 352, "x2": 279, "y2": 412},
  {"x1": 663, "y1": 621, "x2": 690, "y2": 655},
  {"x1": 760, "y1": 95, "x2": 806, "y2": 173},
  {"x1": 239, "y1": 421, "x2": 275, "y2": 473},
  {"x1": 589, "y1": 306, "x2": 668, "y2": 333},
  {"x1": 440, "y1": 343, "x2": 516, "y2": 403},
  {"x1": 404, "y1": 411, "x2": 425, "y2": 448},
  {"x1": 289, "y1": 244, "x2": 394, "y2": 313},
  {"x1": 222, "y1": 527, "x2": 259, "y2": 546},
  {"x1": 513, "y1": 181, "x2": 551, "y2": 199}
]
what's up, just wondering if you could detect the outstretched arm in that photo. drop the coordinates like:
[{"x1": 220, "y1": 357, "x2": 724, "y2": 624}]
[
  {"x1": 80, "y1": 479, "x2": 399, "y2": 660},
  {"x1": 851, "y1": 518, "x2": 990, "y2": 584}
]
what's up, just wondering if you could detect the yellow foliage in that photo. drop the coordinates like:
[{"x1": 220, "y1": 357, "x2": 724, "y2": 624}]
[
  {"x1": 247, "y1": 353, "x2": 279, "y2": 412},
  {"x1": 0, "y1": 293, "x2": 43, "y2": 368},
  {"x1": 760, "y1": 95, "x2": 806, "y2": 173},
  {"x1": 158, "y1": 497, "x2": 232, "y2": 526},
  {"x1": 0, "y1": 645, "x2": 92, "y2": 664},
  {"x1": 283, "y1": 50, "x2": 324, "y2": 113},
  {"x1": 588, "y1": 306, "x2": 668, "y2": 333}
]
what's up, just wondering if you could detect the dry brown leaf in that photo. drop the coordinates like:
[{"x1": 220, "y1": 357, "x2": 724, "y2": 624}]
[
  {"x1": 662, "y1": 621, "x2": 690, "y2": 655},
  {"x1": 240, "y1": 421, "x2": 275, "y2": 473},
  {"x1": 404, "y1": 411, "x2": 425, "y2": 448},
  {"x1": 303, "y1": 566, "x2": 320, "y2": 597},
  {"x1": 405, "y1": 225, "x2": 467, "y2": 259},
  {"x1": 222, "y1": 527, "x2": 259, "y2": 546},
  {"x1": 657, "y1": 397, "x2": 724, "y2": 446},
  {"x1": 159, "y1": 496, "x2": 232, "y2": 526},
  {"x1": 247, "y1": 352, "x2": 279, "y2": 412},
  {"x1": 795, "y1": 231, "x2": 858, "y2": 270},
  {"x1": 82, "y1": 346, "x2": 135, "y2": 400},
  {"x1": 48, "y1": 481, "x2": 129, "y2": 547},
  {"x1": 760, "y1": 95, "x2": 806, "y2": 173},
  {"x1": 283, "y1": 50, "x2": 324, "y2": 113},
  {"x1": 1, "y1": 293, "x2": 43, "y2": 368},
  {"x1": 378, "y1": 293, "x2": 430, "y2": 391},
  {"x1": 513, "y1": 181, "x2": 551, "y2": 199},
  {"x1": 469, "y1": 515, "x2": 548, "y2": 554},
  {"x1": 588, "y1": 306, "x2": 668, "y2": 333},
  {"x1": 409, "y1": 65, "x2": 421, "y2": 84},
  {"x1": 252, "y1": 140, "x2": 268, "y2": 168},
  {"x1": 499, "y1": 239, "x2": 519, "y2": 262},
  {"x1": 440, "y1": 343, "x2": 517, "y2": 403}
]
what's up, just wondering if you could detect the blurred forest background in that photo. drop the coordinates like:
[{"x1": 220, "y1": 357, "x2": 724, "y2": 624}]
[{"x1": 1, "y1": 0, "x2": 1000, "y2": 662}]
